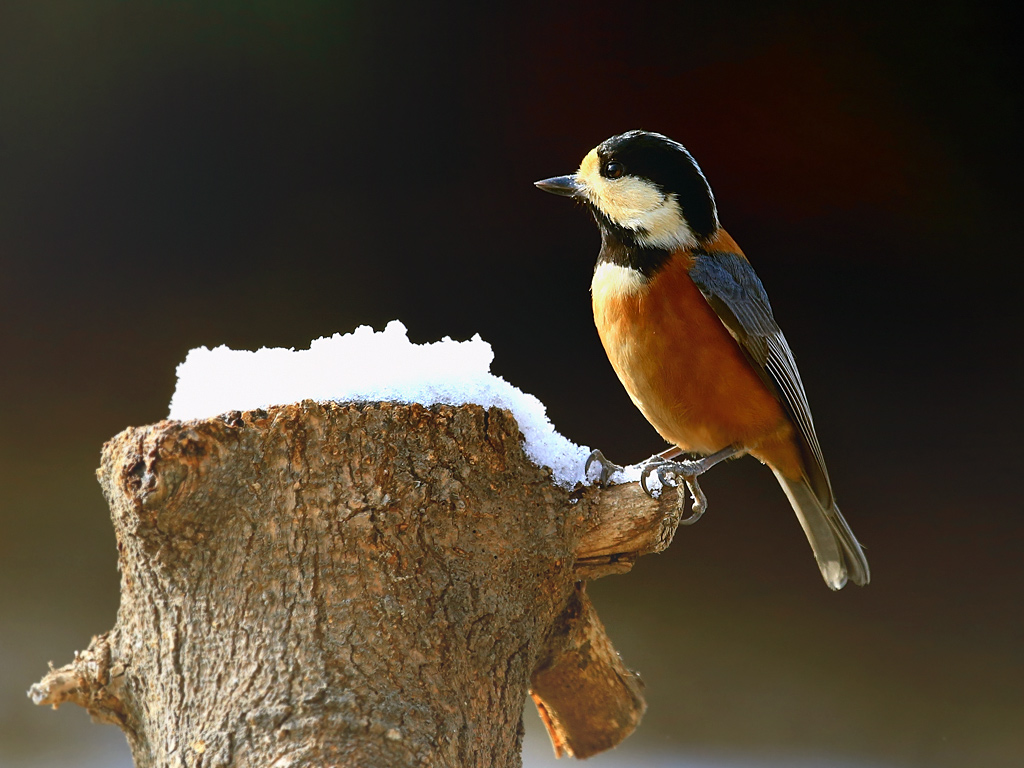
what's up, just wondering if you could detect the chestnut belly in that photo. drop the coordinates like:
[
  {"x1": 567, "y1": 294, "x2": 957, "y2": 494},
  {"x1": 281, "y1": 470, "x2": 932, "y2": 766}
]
[{"x1": 592, "y1": 259, "x2": 792, "y2": 456}]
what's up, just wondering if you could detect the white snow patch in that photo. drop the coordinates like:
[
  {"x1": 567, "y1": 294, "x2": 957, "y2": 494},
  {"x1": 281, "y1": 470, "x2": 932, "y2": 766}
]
[{"x1": 169, "y1": 320, "x2": 602, "y2": 487}]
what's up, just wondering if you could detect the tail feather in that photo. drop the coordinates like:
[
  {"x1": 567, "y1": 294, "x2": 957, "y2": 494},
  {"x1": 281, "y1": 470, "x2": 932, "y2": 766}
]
[{"x1": 772, "y1": 470, "x2": 870, "y2": 590}]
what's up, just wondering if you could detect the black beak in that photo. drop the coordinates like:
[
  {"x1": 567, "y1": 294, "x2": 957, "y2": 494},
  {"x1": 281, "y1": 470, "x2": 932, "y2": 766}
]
[{"x1": 534, "y1": 175, "x2": 581, "y2": 198}]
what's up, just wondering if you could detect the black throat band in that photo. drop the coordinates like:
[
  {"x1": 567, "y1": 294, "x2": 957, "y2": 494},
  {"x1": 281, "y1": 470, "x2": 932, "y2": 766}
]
[{"x1": 591, "y1": 207, "x2": 671, "y2": 278}]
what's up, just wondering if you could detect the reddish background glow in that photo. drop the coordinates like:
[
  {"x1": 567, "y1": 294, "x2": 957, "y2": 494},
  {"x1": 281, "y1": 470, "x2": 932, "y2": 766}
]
[{"x1": 1, "y1": 2, "x2": 1020, "y2": 766}]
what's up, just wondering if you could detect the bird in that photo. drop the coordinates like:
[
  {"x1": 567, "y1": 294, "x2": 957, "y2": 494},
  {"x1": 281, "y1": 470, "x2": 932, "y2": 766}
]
[{"x1": 535, "y1": 130, "x2": 869, "y2": 590}]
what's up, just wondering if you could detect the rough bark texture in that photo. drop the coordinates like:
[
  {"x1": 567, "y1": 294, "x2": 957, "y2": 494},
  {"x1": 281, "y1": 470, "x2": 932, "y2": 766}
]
[
  {"x1": 529, "y1": 585, "x2": 646, "y2": 759},
  {"x1": 30, "y1": 401, "x2": 683, "y2": 767}
]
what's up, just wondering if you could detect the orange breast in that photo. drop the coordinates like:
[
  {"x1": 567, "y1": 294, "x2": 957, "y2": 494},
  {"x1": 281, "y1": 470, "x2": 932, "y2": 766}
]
[{"x1": 592, "y1": 246, "x2": 795, "y2": 459}]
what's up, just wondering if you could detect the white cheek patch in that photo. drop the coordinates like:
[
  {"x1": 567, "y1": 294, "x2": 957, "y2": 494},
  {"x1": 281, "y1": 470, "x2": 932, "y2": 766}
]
[
  {"x1": 576, "y1": 149, "x2": 698, "y2": 250},
  {"x1": 592, "y1": 175, "x2": 665, "y2": 224},
  {"x1": 632, "y1": 194, "x2": 697, "y2": 250}
]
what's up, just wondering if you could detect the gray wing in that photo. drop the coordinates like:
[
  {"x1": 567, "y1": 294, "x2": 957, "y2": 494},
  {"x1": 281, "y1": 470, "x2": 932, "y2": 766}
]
[{"x1": 688, "y1": 250, "x2": 834, "y2": 507}]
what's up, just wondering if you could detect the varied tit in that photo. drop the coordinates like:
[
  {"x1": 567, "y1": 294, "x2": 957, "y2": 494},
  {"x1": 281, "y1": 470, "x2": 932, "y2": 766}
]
[{"x1": 535, "y1": 130, "x2": 869, "y2": 590}]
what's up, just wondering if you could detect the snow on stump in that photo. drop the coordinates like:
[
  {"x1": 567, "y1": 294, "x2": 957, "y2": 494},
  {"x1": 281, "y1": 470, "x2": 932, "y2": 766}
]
[{"x1": 29, "y1": 325, "x2": 686, "y2": 767}]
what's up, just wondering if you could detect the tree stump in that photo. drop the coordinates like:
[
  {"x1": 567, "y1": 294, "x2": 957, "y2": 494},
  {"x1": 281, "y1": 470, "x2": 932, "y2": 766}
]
[{"x1": 30, "y1": 401, "x2": 684, "y2": 767}]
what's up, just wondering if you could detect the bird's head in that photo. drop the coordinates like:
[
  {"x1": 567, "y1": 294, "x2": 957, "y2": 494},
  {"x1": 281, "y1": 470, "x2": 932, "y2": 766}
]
[{"x1": 535, "y1": 130, "x2": 719, "y2": 251}]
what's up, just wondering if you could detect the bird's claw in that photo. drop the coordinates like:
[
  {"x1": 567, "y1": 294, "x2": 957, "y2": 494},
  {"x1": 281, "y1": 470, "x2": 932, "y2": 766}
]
[
  {"x1": 589, "y1": 451, "x2": 712, "y2": 525},
  {"x1": 638, "y1": 457, "x2": 697, "y2": 495},
  {"x1": 585, "y1": 449, "x2": 624, "y2": 487},
  {"x1": 639, "y1": 458, "x2": 708, "y2": 525},
  {"x1": 681, "y1": 477, "x2": 707, "y2": 525}
]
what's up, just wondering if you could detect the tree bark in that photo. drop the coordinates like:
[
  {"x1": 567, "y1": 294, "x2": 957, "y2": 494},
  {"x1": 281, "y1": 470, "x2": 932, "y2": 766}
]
[{"x1": 30, "y1": 401, "x2": 683, "y2": 767}]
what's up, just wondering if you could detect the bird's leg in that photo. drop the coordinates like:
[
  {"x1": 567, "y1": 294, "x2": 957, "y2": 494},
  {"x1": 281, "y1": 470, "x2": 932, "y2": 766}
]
[
  {"x1": 584, "y1": 449, "x2": 626, "y2": 487},
  {"x1": 638, "y1": 446, "x2": 737, "y2": 492},
  {"x1": 639, "y1": 445, "x2": 743, "y2": 524},
  {"x1": 656, "y1": 445, "x2": 684, "y2": 461},
  {"x1": 586, "y1": 445, "x2": 691, "y2": 487}
]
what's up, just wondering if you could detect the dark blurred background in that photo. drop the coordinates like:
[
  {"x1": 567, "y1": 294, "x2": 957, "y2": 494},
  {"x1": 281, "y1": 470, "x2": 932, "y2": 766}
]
[{"x1": 1, "y1": 1, "x2": 1021, "y2": 766}]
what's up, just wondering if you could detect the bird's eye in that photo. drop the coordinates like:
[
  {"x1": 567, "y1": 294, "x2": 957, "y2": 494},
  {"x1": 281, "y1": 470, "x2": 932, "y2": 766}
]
[{"x1": 603, "y1": 160, "x2": 624, "y2": 179}]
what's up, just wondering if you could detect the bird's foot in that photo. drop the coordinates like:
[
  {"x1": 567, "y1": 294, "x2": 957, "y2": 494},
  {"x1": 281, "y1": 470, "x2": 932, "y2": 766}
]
[
  {"x1": 638, "y1": 456, "x2": 702, "y2": 495},
  {"x1": 584, "y1": 449, "x2": 625, "y2": 487},
  {"x1": 638, "y1": 458, "x2": 708, "y2": 524}
]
